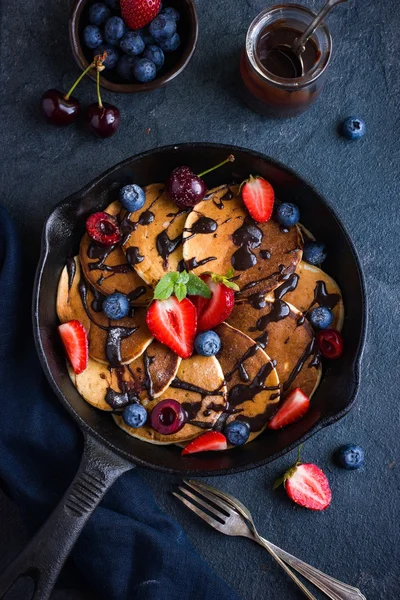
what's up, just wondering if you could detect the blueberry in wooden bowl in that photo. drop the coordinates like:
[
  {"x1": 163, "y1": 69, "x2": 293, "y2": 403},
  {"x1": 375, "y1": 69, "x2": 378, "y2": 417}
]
[{"x1": 69, "y1": 0, "x2": 198, "y2": 93}]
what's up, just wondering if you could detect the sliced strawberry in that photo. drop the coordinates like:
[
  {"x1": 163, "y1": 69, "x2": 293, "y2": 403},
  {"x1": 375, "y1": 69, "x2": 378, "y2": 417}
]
[
  {"x1": 190, "y1": 274, "x2": 235, "y2": 332},
  {"x1": 146, "y1": 297, "x2": 196, "y2": 359},
  {"x1": 120, "y1": 0, "x2": 161, "y2": 30},
  {"x1": 86, "y1": 212, "x2": 121, "y2": 246},
  {"x1": 241, "y1": 175, "x2": 275, "y2": 223},
  {"x1": 268, "y1": 388, "x2": 310, "y2": 430},
  {"x1": 58, "y1": 320, "x2": 88, "y2": 374},
  {"x1": 181, "y1": 431, "x2": 227, "y2": 455},
  {"x1": 285, "y1": 464, "x2": 332, "y2": 510}
]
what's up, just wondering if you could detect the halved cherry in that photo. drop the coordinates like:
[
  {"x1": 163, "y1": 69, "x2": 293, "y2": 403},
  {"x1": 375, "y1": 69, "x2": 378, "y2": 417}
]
[
  {"x1": 316, "y1": 329, "x2": 344, "y2": 359},
  {"x1": 150, "y1": 399, "x2": 185, "y2": 435},
  {"x1": 86, "y1": 212, "x2": 121, "y2": 246}
]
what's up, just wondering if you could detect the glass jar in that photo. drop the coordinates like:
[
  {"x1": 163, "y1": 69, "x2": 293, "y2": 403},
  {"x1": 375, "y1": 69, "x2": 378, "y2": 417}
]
[{"x1": 239, "y1": 4, "x2": 332, "y2": 118}]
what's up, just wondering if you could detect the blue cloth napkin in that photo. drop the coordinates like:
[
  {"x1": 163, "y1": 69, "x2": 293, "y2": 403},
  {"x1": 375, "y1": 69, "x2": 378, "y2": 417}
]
[{"x1": 0, "y1": 206, "x2": 240, "y2": 600}]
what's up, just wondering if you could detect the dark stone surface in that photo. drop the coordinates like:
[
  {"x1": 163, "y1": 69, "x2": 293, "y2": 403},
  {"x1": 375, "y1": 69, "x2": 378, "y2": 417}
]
[{"x1": 1, "y1": 0, "x2": 399, "y2": 599}]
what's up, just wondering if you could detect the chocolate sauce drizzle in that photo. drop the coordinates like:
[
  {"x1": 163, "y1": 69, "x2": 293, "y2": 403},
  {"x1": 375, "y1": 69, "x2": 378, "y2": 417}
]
[
  {"x1": 260, "y1": 249, "x2": 271, "y2": 260},
  {"x1": 170, "y1": 378, "x2": 225, "y2": 398},
  {"x1": 66, "y1": 257, "x2": 76, "y2": 292},
  {"x1": 183, "y1": 216, "x2": 218, "y2": 242},
  {"x1": 308, "y1": 281, "x2": 340, "y2": 311},
  {"x1": 249, "y1": 300, "x2": 291, "y2": 332},
  {"x1": 142, "y1": 350, "x2": 155, "y2": 400},
  {"x1": 185, "y1": 256, "x2": 217, "y2": 271},
  {"x1": 282, "y1": 337, "x2": 320, "y2": 392},
  {"x1": 213, "y1": 187, "x2": 234, "y2": 209},
  {"x1": 126, "y1": 246, "x2": 144, "y2": 266},
  {"x1": 236, "y1": 264, "x2": 287, "y2": 296},
  {"x1": 274, "y1": 273, "x2": 299, "y2": 300},
  {"x1": 228, "y1": 360, "x2": 278, "y2": 410},
  {"x1": 156, "y1": 231, "x2": 183, "y2": 269},
  {"x1": 231, "y1": 217, "x2": 263, "y2": 271}
]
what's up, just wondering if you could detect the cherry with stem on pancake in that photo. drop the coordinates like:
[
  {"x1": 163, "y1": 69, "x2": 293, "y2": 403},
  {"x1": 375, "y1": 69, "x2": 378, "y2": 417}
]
[
  {"x1": 86, "y1": 52, "x2": 120, "y2": 138},
  {"x1": 167, "y1": 154, "x2": 235, "y2": 209},
  {"x1": 40, "y1": 61, "x2": 96, "y2": 126}
]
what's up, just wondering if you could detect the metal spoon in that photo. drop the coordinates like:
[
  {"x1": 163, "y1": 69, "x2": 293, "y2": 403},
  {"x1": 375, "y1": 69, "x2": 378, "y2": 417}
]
[{"x1": 269, "y1": 0, "x2": 347, "y2": 77}]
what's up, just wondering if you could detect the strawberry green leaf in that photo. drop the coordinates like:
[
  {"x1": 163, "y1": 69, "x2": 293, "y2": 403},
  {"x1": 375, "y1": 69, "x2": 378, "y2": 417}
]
[
  {"x1": 225, "y1": 266, "x2": 235, "y2": 279},
  {"x1": 210, "y1": 271, "x2": 240, "y2": 292},
  {"x1": 174, "y1": 282, "x2": 187, "y2": 302},
  {"x1": 272, "y1": 444, "x2": 304, "y2": 490},
  {"x1": 153, "y1": 272, "x2": 179, "y2": 300},
  {"x1": 273, "y1": 475, "x2": 285, "y2": 490},
  {"x1": 186, "y1": 273, "x2": 212, "y2": 298}
]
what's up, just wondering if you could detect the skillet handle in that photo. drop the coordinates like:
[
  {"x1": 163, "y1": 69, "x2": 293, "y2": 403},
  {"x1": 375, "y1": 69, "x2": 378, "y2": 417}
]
[{"x1": 0, "y1": 431, "x2": 134, "y2": 600}]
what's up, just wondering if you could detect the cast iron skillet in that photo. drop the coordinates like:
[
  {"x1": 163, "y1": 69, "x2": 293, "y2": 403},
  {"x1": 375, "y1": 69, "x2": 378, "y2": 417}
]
[{"x1": 0, "y1": 144, "x2": 366, "y2": 599}]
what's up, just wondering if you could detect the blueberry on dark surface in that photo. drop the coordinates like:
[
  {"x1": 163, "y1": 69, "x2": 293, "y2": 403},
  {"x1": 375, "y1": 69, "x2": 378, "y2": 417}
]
[
  {"x1": 335, "y1": 444, "x2": 365, "y2": 470},
  {"x1": 133, "y1": 58, "x2": 157, "y2": 83},
  {"x1": 86, "y1": 103, "x2": 120, "y2": 137},
  {"x1": 161, "y1": 7, "x2": 180, "y2": 21},
  {"x1": 159, "y1": 32, "x2": 180, "y2": 52},
  {"x1": 225, "y1": 421, "x2": 250, "y2": 446},
  {"x1": 309, "y1": 306, "x2": 333, "y2": 330},
  {"x1": 119, "y1": 184, "x2": 146, "y2": 212},
  {"x1": 83, "y1": 24, "x2": 103, "y2": 49},
  {"x1": 103, "y1": 293, "x2": 130, "y2": 320},
  {"x1": 122, "y1": 404, "x2": 148, "y2": 428},
  {"x1": 94, "y1": 45, "x2": 119, "y2": 69},
  {"x1": 342, "y1": 117, "x2": 366, "y2": 140},
  {"x1": 105, "y1": 0, "x2": 120, "y2": 8},
  {"x1": 276, "y1": 202, "x2": 300, "y2": 227},
  {"x1": 149, "y1": 14, "x2": 176, "y2": 42},
  {"x1": 104, "y1": 16, "x2": 125, "y2": 42},
  {"x1": 120, "y1": 31, "x2": 145, "y2": 56},
  {"x1": 194, "y1": 331, "x2": 221, "y2": 356},
  {"x1": 143, "y1": 44, "x2": 164, "y2": 71},
  {"x1": 89, "y1": 3, "x2": 111, "y2": 26},
  {"x1": 40, "y1": 89, "x2": 80, "y2": 126},
  {"x1": 116, "y1": 54, "x2": 136, "y2": 80},
  {"x1": 303, "y1": 241, "x2": 327, "y2": 265}
]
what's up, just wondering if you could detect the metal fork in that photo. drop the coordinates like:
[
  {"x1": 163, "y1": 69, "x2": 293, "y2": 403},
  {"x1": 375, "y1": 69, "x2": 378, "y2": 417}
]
[{"x1": 173, "y1": 480, "x2": 367, "y2": 600}]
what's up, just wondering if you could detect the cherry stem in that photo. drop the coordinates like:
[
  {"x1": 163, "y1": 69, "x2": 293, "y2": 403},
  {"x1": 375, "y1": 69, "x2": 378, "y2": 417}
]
[
  {"x1": 96, "y1": 68, "x2": 103, "y2": 109},
  {"x1": 64, "y1": 62, "x2": 95, "y2": 100},
  {"x1": 197, "y1": 154, "x2": 235, "y2": 178}
]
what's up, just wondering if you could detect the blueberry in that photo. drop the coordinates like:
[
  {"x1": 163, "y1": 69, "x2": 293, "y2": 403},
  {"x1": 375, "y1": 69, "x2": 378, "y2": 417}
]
[
  {"x1": 342, "y1": 117, "x2": 366, "y2": 140},
  {"x1": 225, "y1": 421, "x2": 250, "y2": 446},
  {"x1": 133, "y1": 58, "x2": 157, "y2": 83},
  {"x1": 137, "y1": 27, "x2": 155, "y2": 46},
  {"x1": 116, "y1": 55, "x2": 136, "y2": 80},
  {"x1": 119, "y1": 184, "x2": 146, "y2": 211},
  {"x1": 89, "y1": 3, "x2": 111, "y2": 26},
  {"x1": 122, "y1": 403, "x2": 148, "y2": 428},
  {"x1": 309, "y1": 306, "x2": 333, "y2": 330},
  {"x1": 159, "y1": 32, "x2": 180, "y2": 52},
  {"x1": 143, "y1": 44, "x2": 164, "y2": 71},
  {"x1": 303, "y1": 241, "x2": 327, "y2": 265},
  {"x1": 105, "y1": 0, "x2": 120, "y2": 8},
  {"x1": 94, "y1": 45, "x2": 119, "y2": 69},
  {"x1": 335, "y1": 444, "x2": 365, "y2": 470},
  {"x1": 161, "y1": 7, "x2": 180, "y2": 21},
  {"x1": 149, "y1": 14, "x2": 176, "y2": 42},
  {"x1": 276, "y1": 203, "x2": 300, "y2": 227},
  {"x1": 194, "y1": 331, "x2": 221, "y2": 356},
  {"x1": 83, "y1": 25, "x2": 103, "y2": 49},
  {"x1": 103, "y1": 293, "x2": 130, "y2": 320},
  {"x1": 104, "y1": 16, "x2": 125, "y2": 43},
  {"x1": 120, "y1": 31, "x2": 145, "y2": 56}
]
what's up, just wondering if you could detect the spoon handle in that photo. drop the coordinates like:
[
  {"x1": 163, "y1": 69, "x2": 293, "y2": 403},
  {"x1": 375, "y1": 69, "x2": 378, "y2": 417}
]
[{"x1": 293, "y1": 0, "x2": 347, "y2": 55}]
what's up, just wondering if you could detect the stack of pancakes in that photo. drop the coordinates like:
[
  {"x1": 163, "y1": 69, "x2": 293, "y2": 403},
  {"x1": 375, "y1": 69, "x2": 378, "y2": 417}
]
[{"x1": 57, "y1": 183, "x2": 344, "y2": 448}]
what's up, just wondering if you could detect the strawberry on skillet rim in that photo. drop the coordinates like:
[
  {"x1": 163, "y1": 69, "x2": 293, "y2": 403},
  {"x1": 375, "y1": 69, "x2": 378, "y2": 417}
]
[
  {"x1": 241, "y1": 175, "x2": 275, "y2": 223},
  {"x1": 182, "y1": 431, "x2": 228, "y2": 455},
  {"x1": 274, "y1": 446, "x2": 332, "y2": 511},
  {"x1": 58, "y1": 320, "x2": 89, "y2": 374},
  {"x1": 268, "y1": 388, "x2": 310, "y2": 430},
  {"x1": 120, "y1": 0, "x2": 161, "y2": 30},
  {"x1": 189, "y1": 269, "x2": 239, "y2": 332}
]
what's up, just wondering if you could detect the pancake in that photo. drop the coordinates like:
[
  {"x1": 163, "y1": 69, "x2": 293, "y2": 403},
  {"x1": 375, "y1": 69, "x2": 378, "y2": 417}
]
[
  {"x1": 122, "y1": 183, "x2": 188, "y2": 286},
  {"x1": 79, "y1": 201, "x2": 152, "y2": 304},
  {"x1": 182, "y1": 185, "x2": 303, "y2": 296},
  {"x1": 214, "y1": 323, "x2": 281, "y2": 442},
  {"x1": 279, "y1": 261, "x2": 344, "y2": 331},
  {"x1": 226, "y1": 291, "x2": 321, "y2": 399},
  {"x1": 113, "y1": 355, "x2": 227, "y2": 444},
  {"x1": 68, "y1": 340, "x2": 181, "y2": 411},
  {"x1": 56, "y1": 256, "x2": 91, "y2": 332}
]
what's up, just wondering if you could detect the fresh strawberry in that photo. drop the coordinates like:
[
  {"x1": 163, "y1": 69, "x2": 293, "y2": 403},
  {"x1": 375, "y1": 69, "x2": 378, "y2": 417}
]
[
  {"x1": 146, "y1": 297, "x2": 196, "y2": 358},
  {"x1": 182, "y1": 431, "x2": 227, "y2": 455},
  {"x1": 120, "y1": 0, "x2": 161, "y2": 30},
  {"x1": 268, "y1": 388, "x2": 310, "y2": 430},
  {"x1": 86, "y1": 212, "x2": 121, "y2": 246},
  {"x1": 190, "y1": 274, "x2": 235, "y2": 332},
  {"x1": 58, "y1": 320, "x2": 88, "y2": 374},
  {"x1": 241, "y1": 175, "x2": 275, "y2": 223},
  {"x1": 284, "y1": 464, "x2": 332, "y2": 510}
]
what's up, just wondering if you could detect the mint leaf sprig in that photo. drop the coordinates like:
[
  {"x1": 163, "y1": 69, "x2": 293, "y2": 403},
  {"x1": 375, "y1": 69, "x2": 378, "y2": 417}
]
[{"x1": 153, "y1": 271, "x2": 212, "y2": 302}]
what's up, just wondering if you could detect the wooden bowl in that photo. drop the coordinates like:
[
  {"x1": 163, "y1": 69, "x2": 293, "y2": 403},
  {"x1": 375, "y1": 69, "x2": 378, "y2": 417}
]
[{"x1": 69, "y1": 0, "x2": 198, "y2": 93}]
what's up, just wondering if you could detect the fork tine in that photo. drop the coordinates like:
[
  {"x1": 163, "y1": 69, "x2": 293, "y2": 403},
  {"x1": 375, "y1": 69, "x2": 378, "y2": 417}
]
[
  {"x1": 172, "y1": 492, "x2": 225, "y2": 533},
  {"x1": 184, "y1": 480, "x2": 237, "y2": 514},
  {"x1": 177, "y1": 486, "x2": 228, "y2": 521}
]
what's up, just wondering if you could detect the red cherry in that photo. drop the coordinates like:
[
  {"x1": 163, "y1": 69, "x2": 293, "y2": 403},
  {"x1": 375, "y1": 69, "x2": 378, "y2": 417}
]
[
  {"x1": 150, "y1": 399, "x2": 185, "y2": 435},
  {"x1": 86, "y1": 103, "x2": 120, "y2": 138},
  {"x1": 40, "y1": 89, "x2": 80, "y2": 126},
  {"x1": 316, "y1": 329, "x2": 344, "y2": 359},
  {"x1": 86, "y1": 212, "x2": 121, "y2": 246}
]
